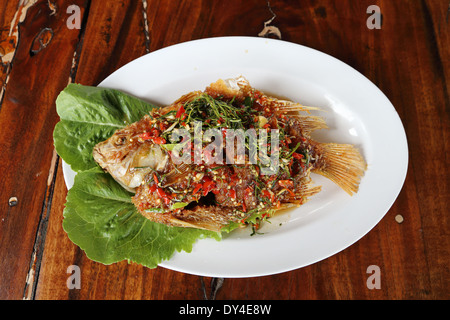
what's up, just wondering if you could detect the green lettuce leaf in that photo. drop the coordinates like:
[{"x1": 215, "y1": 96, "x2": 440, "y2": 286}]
[
  {"x1": 54, "y1": 84, "x2": 220, "y2": 268},
  {"x1": 53, "y1": 83, "x2": 155, "y2": 172},
  {"x1": 63, "y1": 168, "x2": 220, "y2": 268}
]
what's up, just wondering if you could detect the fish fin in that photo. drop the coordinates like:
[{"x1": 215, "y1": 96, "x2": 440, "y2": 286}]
[
  {"x1": 159, "y1": 91, "x2": 203, "y2": 115},
  {"x1": 139, "y1": 206, "x2": 222, "y2": 232},
  {"x1": 282, "y1": 177, "x2": 322, "y2": 205},
  {"x1": 173, "y1": 91, "x2": 203, "y2": 105},
  {"x1": 295, "y1": 177, "x2": 322, "y2": 199},
  {"x1": 162, "y1": 163, "x2": 192, "y2": 187},
  {"x1": 267, "y1": 98, "x2": 321, "y2": 114},
  {"x1": 314, "y1": 143, "x2": 367, "y2": 196},
  {"x1": 169, "y1": 217, "x2": 221, "y2": 232},
  {"x1": 172, "y1": 206, "x2": 231, "y2": 232},
  {"x1": 289, "y1": 115, "x2": 328, "y2": 135},
  {"x1": 277, "y1": 102, "x2": 320, "y2": 113}
]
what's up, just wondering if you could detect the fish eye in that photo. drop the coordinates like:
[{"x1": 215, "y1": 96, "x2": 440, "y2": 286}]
[{"x1": 114, "y1": 136, "x2": 126, "y2": 146}]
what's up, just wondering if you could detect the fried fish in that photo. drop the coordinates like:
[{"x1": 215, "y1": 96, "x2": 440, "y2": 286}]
[{"x1": 93, "y1": 76, "x2": 367, "y2": 232}]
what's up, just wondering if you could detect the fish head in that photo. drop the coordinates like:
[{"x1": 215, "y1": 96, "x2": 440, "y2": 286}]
[{"x1": 93, "y1": 127, "x2": 168, "y2": 193}]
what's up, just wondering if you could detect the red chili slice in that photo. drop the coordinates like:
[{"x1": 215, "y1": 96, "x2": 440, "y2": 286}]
[
  {"x1": 286, "y1": 189, "x2": 296, "y2": 197},
  {"x1": 192, "y1": 183, "x2": 202, "y2": 195},
  {"x1": 152, "y1": 137, "x2": 166, "y2": 144},
  {"x1": 293, "y1": 153, "x2": 304, "y2": 160},
  {"x1": 156, "y1": 187, "x2": 166, "y2": 198},
  {"x1": 202, "y1": 178, "x2": 216, "y2": 196},
  {"x1": 139, "y1": 132, "x2": 152, "y2": 140},
  {"x1": 175, "y1": 105, "x2": 185, "y2": 118}
]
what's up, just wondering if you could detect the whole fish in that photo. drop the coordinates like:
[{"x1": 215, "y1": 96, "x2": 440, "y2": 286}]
[{"x1": 93, "y1": 76, "x2": 366, "y2": 232}]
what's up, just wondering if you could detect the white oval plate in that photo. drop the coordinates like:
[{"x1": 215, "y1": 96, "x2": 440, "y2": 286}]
[{"x1": 62, "y1": 37, "x2": 408, "y2": 278}]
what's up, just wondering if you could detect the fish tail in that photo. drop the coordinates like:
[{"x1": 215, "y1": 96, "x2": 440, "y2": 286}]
[{"x1": 313, "y1": 143, "x2": 367, "y2": 196}]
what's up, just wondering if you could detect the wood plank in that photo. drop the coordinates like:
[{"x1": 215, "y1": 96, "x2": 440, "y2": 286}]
[
  {"x1": 212, "y1": 0, "x2": 449, "y2": 299},
  {"x1": 29, "y1": 0, "x2": 449, "y2": 300},
  {"x1": 37, "y1": 162, "x2": 205, "y2": 299},
  {"x1": 377, "y1": 0, "x2": 449, "y2": 298},
  {"x1": 0, "y1": 0, "x2": 36, "y2": 102},
  {"x1": 34, "y1": 0, "x2": 274, "y2": 300},
  {"x1": 144, "y1": 0, "x2": 269, "y2": 51},
  {"x1": 0, "y1": 0, "x2": 88, "y2": 299},
  {"x1": 70, "y1": 0, "x2": 149, "y2": 86},
  {"x1": 34, "y1": 0, "x2": 153, "y2": 300}
]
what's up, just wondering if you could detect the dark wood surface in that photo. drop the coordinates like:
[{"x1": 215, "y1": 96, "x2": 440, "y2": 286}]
[{"x1": 0, "y1": 0, "x2": 448, "y2": 300}]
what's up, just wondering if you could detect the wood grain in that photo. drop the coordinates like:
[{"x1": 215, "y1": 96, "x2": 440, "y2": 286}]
[
  {"x1": 0, "y1": 0, "x2": 447, "y2": 300},
  {"x1": 0, "y1": 0, "x2": 87, "y2": 300}
]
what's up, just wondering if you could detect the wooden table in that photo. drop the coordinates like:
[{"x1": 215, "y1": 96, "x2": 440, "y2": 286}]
[{"x1": 0, "y1": 0, "x2": 448, "y2": 300}]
